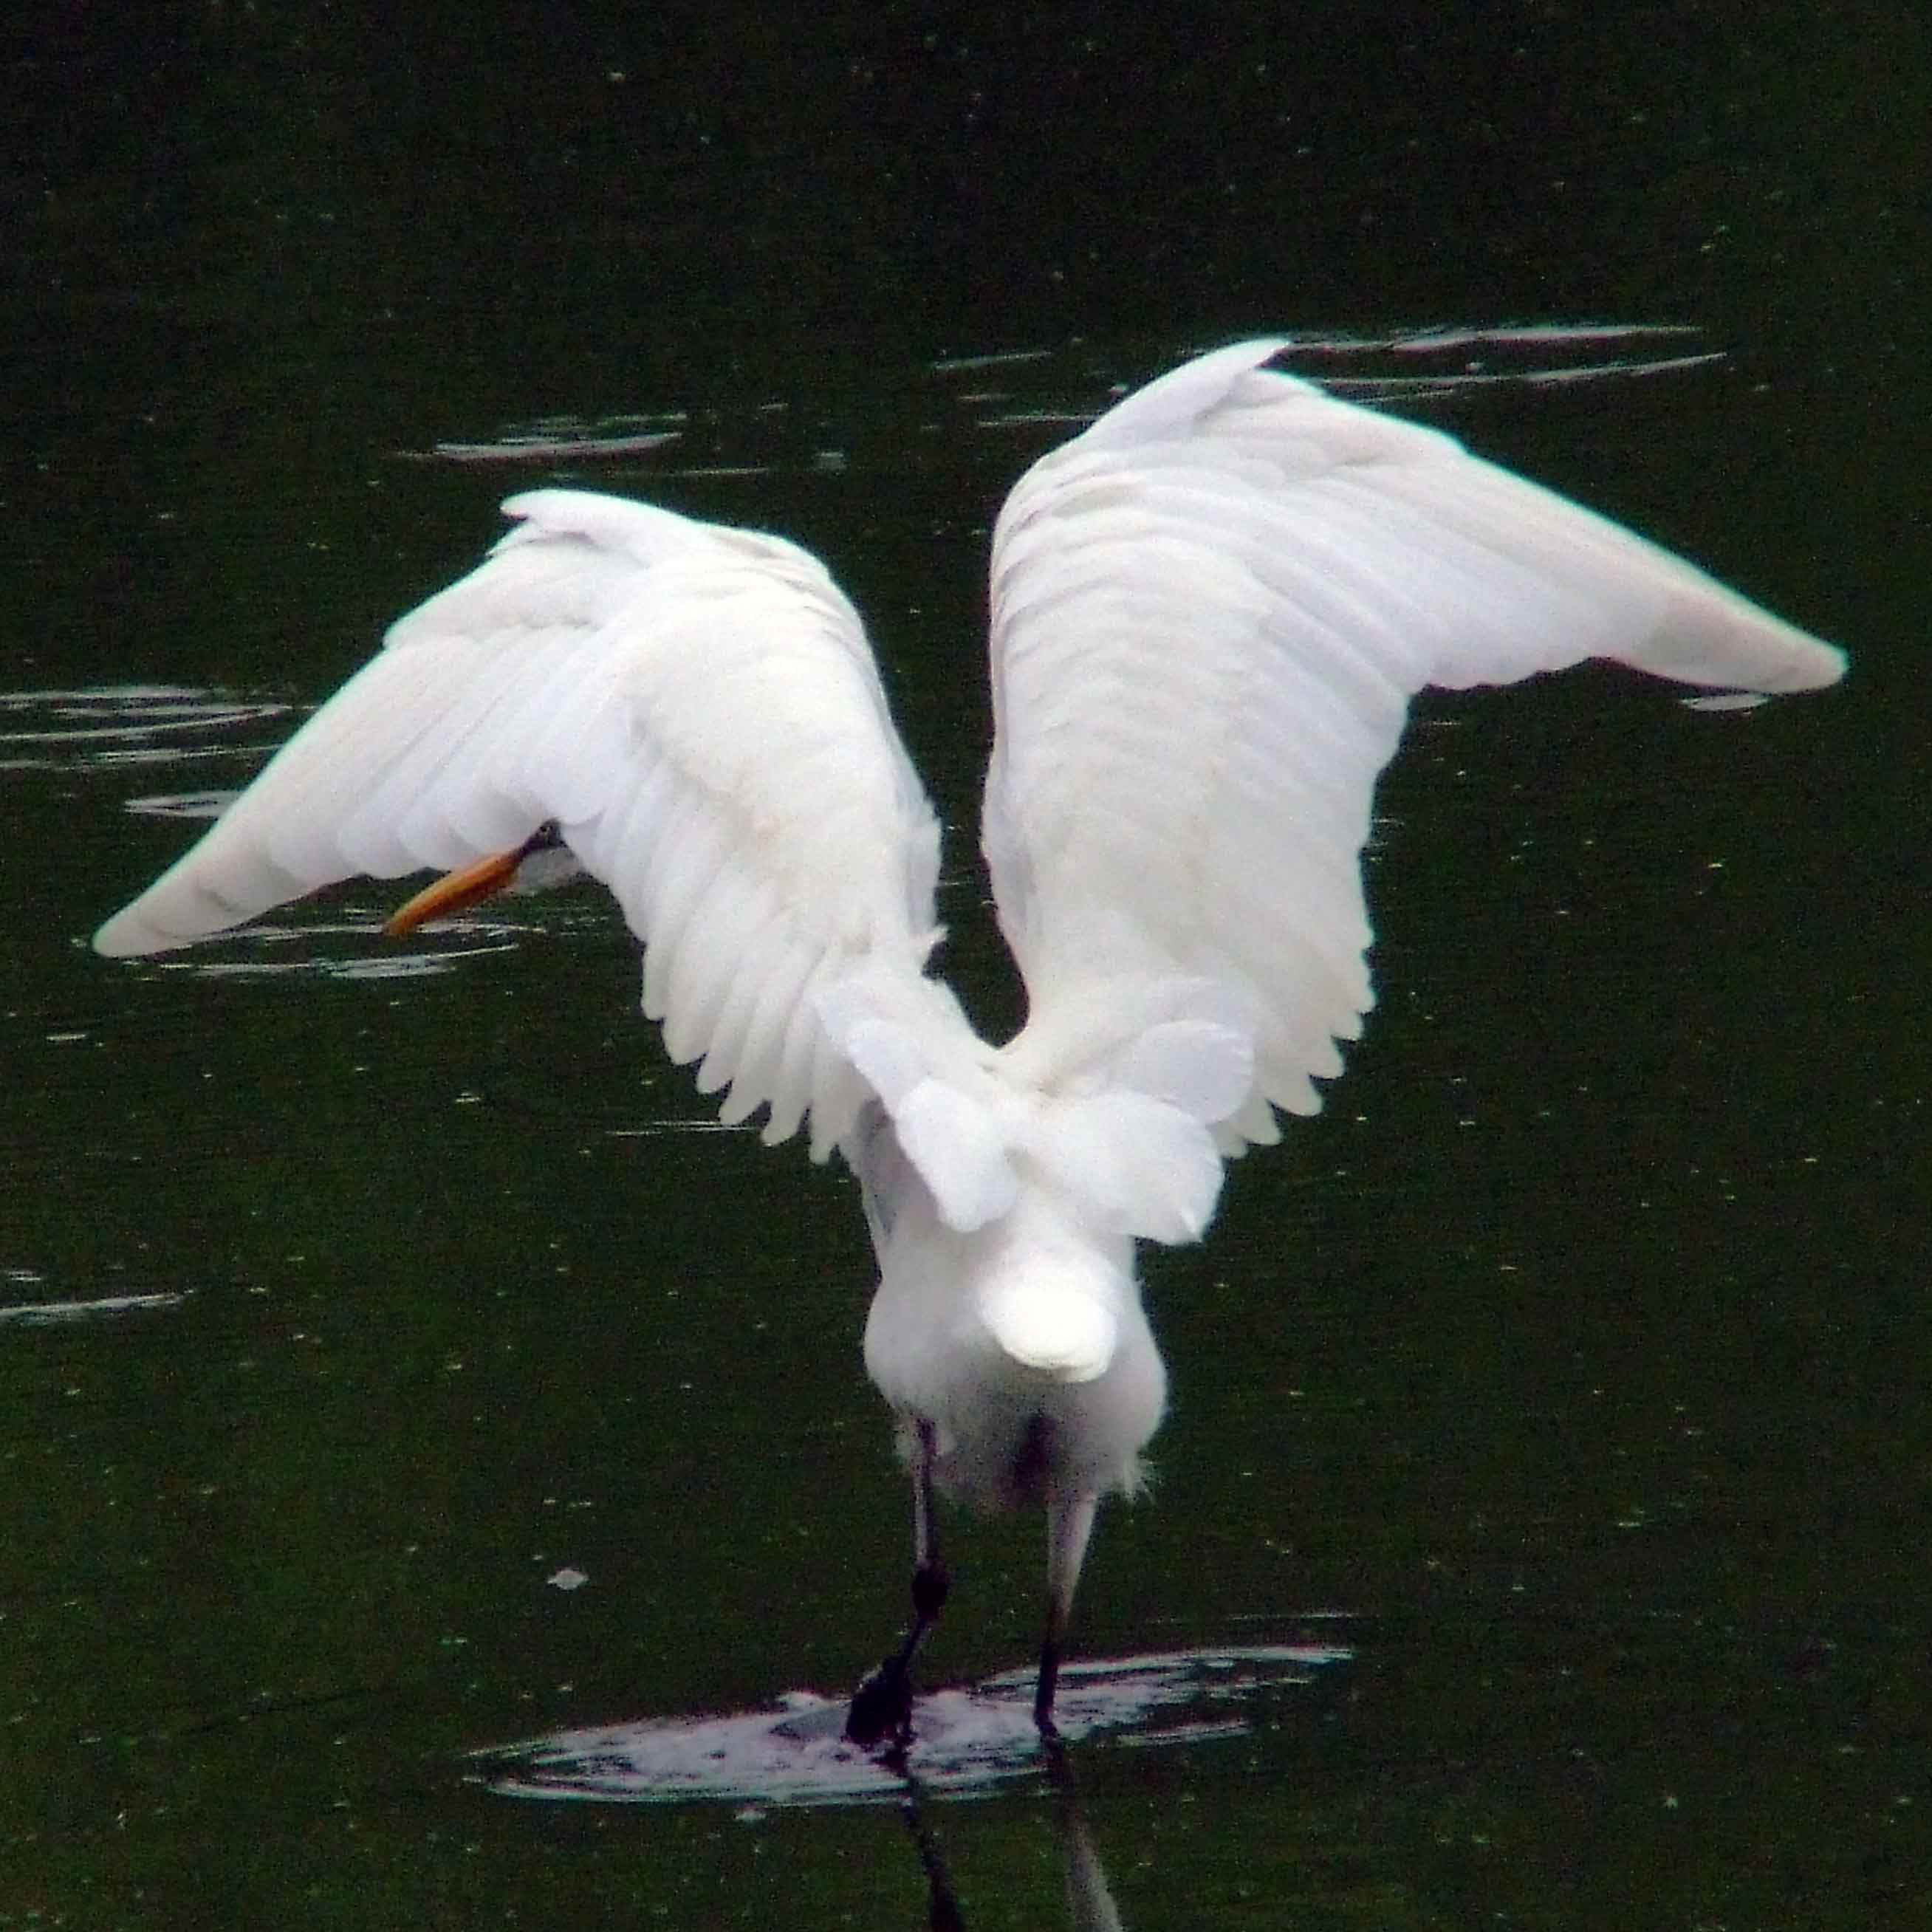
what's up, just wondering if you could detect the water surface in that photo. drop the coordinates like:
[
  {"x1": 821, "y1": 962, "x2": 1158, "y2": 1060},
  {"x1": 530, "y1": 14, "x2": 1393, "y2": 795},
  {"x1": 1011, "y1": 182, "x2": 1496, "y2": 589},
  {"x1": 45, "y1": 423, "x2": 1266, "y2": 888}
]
[{"x1": 5, "y1": 10, "x2": 1928, "y2": 1928}]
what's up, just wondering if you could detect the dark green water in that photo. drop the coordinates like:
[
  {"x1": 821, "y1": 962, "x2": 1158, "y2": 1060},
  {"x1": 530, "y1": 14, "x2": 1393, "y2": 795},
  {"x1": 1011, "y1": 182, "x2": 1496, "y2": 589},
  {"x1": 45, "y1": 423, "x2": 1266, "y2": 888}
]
[{"x1": 5, "y1": 7, "x2": 1928, "y2": 1927}]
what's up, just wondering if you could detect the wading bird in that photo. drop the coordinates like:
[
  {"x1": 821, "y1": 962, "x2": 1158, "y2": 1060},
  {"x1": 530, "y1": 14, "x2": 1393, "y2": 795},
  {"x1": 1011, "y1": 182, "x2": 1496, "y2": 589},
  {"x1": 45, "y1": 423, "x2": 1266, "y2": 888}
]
[{"x1": 95, "y1": 340, "x2": 1844, "y2": 1742}]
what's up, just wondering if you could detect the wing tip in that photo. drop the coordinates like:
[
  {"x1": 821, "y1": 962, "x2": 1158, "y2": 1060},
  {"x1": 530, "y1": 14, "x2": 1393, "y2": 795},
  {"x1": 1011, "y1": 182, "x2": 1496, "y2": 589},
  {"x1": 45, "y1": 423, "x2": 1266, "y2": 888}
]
[
  {"x1": 94, "y1": 892, "x2": 206, "y2": 958},
  {"x1": 1635, "y1": 597, "x2": 1849, "y2": 697},
  {"x1": 1776, "y1": 636, "x2": 1850, "y2": 691},
  {"x1": 92, "y1": 911, "x2": 154, "y2": 959}
]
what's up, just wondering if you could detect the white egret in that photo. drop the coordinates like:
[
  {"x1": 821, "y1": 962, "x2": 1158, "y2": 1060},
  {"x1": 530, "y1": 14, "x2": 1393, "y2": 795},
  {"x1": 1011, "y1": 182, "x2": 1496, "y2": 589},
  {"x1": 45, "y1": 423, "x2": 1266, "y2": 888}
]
[{"x1": 94, "y1": 340, "x2": 1845, "y2": 1741}]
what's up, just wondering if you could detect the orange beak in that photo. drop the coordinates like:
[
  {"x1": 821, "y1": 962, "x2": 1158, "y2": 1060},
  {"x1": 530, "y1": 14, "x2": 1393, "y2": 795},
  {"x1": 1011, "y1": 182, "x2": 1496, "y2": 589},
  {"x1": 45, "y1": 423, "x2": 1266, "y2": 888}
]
[{"x1": 383, "y1": 846, "x2": 528, "y2": 937}]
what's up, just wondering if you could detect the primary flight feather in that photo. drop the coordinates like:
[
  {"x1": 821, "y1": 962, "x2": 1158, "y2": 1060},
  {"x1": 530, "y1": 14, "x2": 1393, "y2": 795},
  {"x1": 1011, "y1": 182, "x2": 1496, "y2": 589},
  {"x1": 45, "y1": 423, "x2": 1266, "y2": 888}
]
[{"x1": 95, "y1": 339, "x2": 1845, "y2": 1740}]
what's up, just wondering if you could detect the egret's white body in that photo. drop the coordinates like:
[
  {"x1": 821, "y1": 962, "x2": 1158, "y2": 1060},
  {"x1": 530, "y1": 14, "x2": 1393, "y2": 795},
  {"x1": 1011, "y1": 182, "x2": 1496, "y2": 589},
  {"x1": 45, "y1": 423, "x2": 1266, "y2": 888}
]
[{"x1": 94, "y1": 340, "x2": 1845, "y2": 1736}]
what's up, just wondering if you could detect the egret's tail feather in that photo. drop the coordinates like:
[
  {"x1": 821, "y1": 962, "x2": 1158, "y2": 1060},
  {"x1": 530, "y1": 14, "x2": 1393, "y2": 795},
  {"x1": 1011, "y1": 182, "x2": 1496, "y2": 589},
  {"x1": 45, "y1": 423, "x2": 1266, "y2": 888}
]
[
  {"x1": 1028, "y1": 1089, "x2": 1226, "y2": 1244},
  {"x1": 822, "y1": 967, "x2": 1255, "y2": 1247},
  {"x1": 816, "y1": 969, "x2": 1018, "y2": 1232},
  {"x1": 979, "y1": 1273, "x2": 1118, "y2": 1383}
]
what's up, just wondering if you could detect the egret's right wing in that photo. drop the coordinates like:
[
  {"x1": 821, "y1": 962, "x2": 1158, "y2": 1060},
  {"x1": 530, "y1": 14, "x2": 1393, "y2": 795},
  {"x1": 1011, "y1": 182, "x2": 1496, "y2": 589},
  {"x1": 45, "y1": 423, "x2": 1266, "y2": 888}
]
[
  {"x1": 95, "y1": 490, "x2": 950, "y2": 1159},
  {"x1": 983, "y1": 340, "x2": 1846, "y2": 1151}
]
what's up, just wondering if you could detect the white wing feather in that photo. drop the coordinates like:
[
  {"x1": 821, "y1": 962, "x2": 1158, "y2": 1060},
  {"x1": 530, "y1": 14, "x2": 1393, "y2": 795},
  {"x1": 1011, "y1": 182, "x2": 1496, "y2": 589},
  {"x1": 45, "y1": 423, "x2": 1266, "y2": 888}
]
[
  {"x1": 93, "y1": 350, "x2": 1846, "y2": 1224},
  {"x1": 94, "y1": 490, "x2": 948, "y2": 1159},
  {"x1": 984, "y1": 339, "x2": 1847, "y2": 1144}
]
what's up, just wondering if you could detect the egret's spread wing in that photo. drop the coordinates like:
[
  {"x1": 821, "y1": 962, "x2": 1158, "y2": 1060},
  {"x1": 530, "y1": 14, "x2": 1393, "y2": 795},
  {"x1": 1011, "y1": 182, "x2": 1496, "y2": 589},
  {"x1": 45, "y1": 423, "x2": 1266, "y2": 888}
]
[
  {"x1": 984, "y1": 339, "x2": 1846, "y2": 1144},
  {"x1": 95, "y1": 490, "x2": 947, "y2": 1157}
]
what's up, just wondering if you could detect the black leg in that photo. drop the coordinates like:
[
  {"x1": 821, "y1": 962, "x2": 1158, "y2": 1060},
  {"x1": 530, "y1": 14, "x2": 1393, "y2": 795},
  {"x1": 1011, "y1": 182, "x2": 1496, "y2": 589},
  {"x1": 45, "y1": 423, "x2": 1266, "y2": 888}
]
[
  {"x1": 1032, "y1": 1631, "x2": 1063, "y2": 1739},
  {"x1": 847, "y1": 1421, "x2": 946, "y2": 1748},
  {"x1": 1035, "y1": 1489, "x2": 1099, "y2": 1739}
]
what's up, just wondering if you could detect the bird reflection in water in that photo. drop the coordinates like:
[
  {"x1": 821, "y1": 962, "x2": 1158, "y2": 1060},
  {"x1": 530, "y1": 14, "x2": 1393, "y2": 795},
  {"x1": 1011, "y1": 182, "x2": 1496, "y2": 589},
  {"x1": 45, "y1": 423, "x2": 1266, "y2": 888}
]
[{"x1": 471, "y1": 1644, "x2": 1345, "y2": 1925}]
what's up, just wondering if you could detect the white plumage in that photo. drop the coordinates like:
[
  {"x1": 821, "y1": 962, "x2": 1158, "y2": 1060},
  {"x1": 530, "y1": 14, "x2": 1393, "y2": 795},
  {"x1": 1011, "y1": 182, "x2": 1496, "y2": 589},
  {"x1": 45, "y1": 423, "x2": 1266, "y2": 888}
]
[{"x1": 94, "y1": 339, "x2": 1846, "y2": 1739}]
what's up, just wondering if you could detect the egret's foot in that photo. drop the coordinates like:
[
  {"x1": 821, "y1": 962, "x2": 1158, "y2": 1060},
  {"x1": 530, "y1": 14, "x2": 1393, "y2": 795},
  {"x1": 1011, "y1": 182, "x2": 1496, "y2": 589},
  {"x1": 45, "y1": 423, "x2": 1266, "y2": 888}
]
[
  {"x1": 1032, "y1": 1639, "x2": 1063, "y2": 1738},
  {"x1": 845, "y1": 1656, "x2": 914, "y2": 1749}
]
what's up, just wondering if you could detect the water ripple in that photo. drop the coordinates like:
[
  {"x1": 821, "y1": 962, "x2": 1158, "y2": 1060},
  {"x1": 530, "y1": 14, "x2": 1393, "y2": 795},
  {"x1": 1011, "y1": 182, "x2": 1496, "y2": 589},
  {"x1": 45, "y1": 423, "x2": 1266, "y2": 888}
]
[
  {"x1": 0, "y1": 685, "x2": 293, "y2": 777},
  {"x1": 0, "y1": 1289, "x2": 191, "y2": 1326},
  {"x1": 400, "y1": 323, "x2": 1722, "y2": 484},
  {"x1": 471, "y1": 1642, "x2": 1351, "y2": 1810}
]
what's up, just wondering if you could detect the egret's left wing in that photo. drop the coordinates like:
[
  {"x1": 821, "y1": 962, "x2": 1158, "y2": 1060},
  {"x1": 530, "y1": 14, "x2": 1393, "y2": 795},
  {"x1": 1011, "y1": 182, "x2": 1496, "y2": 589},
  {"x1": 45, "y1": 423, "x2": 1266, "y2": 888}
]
[
  {"x1": 95, "y1": 490, "x2": 950, "y2": 1159},
  {"x1": 983, "y1": 340, "x2": 1846, "y2": 1150}
]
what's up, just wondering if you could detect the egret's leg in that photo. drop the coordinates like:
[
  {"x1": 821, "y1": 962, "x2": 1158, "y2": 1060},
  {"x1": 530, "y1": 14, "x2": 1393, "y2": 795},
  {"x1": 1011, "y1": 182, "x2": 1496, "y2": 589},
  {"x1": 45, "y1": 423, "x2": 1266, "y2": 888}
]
[
  {"x1": 846, "y1": 1421, "x2": 948, "y2": 1747},
  {"x1": 907, "y1": 1420, "x2": 950, "y2": 1631},
  {"x1": 1034, "y1": 1489, "x2": 1100, "y2": 1736}
]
